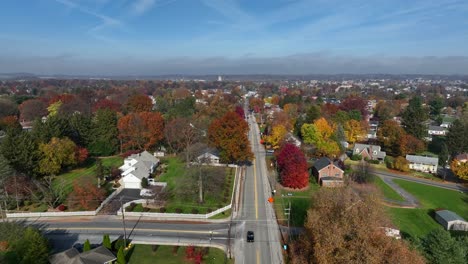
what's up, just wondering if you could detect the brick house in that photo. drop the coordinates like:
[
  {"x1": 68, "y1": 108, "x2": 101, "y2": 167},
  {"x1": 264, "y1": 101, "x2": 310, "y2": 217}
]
[{"x1": 312, "y1": 157, "x2": 344, "y2": 187}]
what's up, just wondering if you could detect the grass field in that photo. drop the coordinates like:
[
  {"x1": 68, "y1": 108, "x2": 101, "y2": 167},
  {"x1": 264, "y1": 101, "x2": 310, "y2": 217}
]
[
  {"x1": 387, "y1": 179, "x2": 468, "y2": 238},
  {"x1": 373, "y1": 176, "x2": 405, "y2": 202},
  {"x1": 54, "y1": 156, "x2": 123, "y2": 195},
  {"x1": 128, "y1": 245, "x2": 234, "y2": 264},
  {"x1": 159, "y1": 157, "x2": 235, "y2": 214},
  {"x1": 274, "y1": 182, "x2": 319, "y2": 226}
]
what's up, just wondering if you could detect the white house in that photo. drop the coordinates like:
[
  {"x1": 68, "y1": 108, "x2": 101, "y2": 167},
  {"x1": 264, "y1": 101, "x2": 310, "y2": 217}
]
[
  {"x1": 119, "y1": 151, "x2": 159, "y2": 189},
  {"x1": 197, "y1": 151, "x2": 220, "y2": 165},
  {"x1": 405, "y1": 155, "x2": 438, "y2": 173},
  {"x1": 435, "y1": 210, "x2": 468, "y2": 231},
  {"x1": 428, "y1": 125, "x2": 447, "y2": 136}
]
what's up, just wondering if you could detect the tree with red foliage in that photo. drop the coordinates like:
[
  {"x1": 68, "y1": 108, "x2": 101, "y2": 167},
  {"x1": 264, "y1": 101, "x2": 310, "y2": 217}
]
[
  {"x1": 75, "y1": 147, "x2": 89, "y2": 164},
  {"x1": 118, "y1": 112, "x2": 164, "y2": 151},
  {"x1": 185, "y1": 245, "x2": 195, "y2": 260},
  {"x1": 68, "y1": 178, "x2": 106, "y2": 210},
  {"x1": 339, "y1": 95, "x2": 368, "y2": 117},
  {"x1": 276, "y1": 143, "x2": 309, "y2": 189},
  {"x1": 193, "y1": 251, "x2": 203, "y2": 264},
  {"x1": 125, "y1": 94, "x2": 152, "y2": 113},
  {"x1": 235, "y1": 105, "x2": 245, "y2": 119},
  {"x1": 208, "y1": 111, "x2": 253, "y2": 164},
  {"x1": 92, "y1": 99, "x2": 121, "y2": 113}
]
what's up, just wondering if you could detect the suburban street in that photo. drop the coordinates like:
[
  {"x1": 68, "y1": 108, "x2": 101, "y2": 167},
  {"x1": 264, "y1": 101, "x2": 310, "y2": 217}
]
[{"x1": 233, "y1": 113, "x2": 283, "y2": 264}]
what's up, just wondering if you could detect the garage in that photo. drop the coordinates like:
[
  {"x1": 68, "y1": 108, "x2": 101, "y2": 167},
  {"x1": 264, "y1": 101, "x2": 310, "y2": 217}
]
[{"x1": 119, "y1": 174, "x2": 142, "y2": 189}]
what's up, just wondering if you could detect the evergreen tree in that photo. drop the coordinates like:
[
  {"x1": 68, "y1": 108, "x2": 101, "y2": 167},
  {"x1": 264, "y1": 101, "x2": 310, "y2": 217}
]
[
  {"x1": 422, "y1": 229, "x2": 466, "y2": 264},
  {"x1": 402, "y1": 96, "x2": 428, "y2": 139},
  {"x1": 102, "y1": 234, "x2": 111, "y2": 249},
  {"x1": 0, "y1": 130, "x2": 39, "y2": 175},
  {"x1": 83, "y1": 239, "x2": 91, "y2": 252},
  {"x1": 446, "y1": 119, "x2": 468, "y2": 155},
  {"x1": 116, "y1": 246, "x2": 126, "y2": 264},
  {"x1": 88, "y1": 109, "x2": 119, "y2": 156}
]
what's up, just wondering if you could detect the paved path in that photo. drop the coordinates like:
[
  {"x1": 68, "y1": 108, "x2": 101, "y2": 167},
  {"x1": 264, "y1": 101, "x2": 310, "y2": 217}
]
[{"x1": 377, "y1": 175, "x2": 419, "y2": 207}]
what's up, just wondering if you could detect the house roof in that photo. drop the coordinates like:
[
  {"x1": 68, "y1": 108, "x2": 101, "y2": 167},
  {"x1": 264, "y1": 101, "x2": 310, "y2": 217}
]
[
  {"x1": 428, "y1": 126, "x2": 446, "y2": 132},
  {"x1": 49, "y1": 246, "x2": 116, "y2": 264},
  {"x1": 405, "y1": 155, "x2": 438, "y2": 166},
  {"x1": 353, "y1": 144, "x2": 386, "y2": 159},
  {"x1": 122, "y1": 151, "x2": 159, "y2": 180},
  {"x1": 313, "y1": 157, "x2": 342, "y2": 172},
  {"x1": 436, "y1": 210, "x2": 466, "y2": 222},
  {"x1": 455, "y1": 153, "x2": 468, "y2": 162}
]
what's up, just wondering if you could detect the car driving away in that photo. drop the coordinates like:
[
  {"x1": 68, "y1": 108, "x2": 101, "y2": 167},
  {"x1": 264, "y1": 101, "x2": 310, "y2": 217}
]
[{"x1": 247, "y1": 231, "x2": 254, "y2": 242}]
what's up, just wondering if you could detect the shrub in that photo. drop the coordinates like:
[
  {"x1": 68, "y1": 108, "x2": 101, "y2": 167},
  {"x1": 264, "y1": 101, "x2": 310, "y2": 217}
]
[
  {"x1": 385, "y1": 156, "x2": 394, "y2": 169},
  {"x1": 175, "y1": 208, "x2": 182, "y2": 214},
  {"x1": 151, "y1": 244, "x2": 159, "y2": 252},
  {"x1": 207, "y1": 208, "x2": 213, "y2": 213},
  {"x1": 56, "y1": 204, "x2": 66, "y2": 211},
  {"x1": 367, "y1": 159, "x2": 380, "y2": 164},
  {"x1": 113, "y1": 239, "x2": 128, "y2": 252},
  {"x1": 351, "y1": 154, "x2": 362, "y2": 161},
  {"x1": 159, "y1": 207, "x2": 166, "y2": 213},
  {"x1": 24, "y1": 200, "x2": 31, "y2": 206},
  {"x1": 185, "y1": 245, "x2": 195, "y2": 259},
  {"x1": 83, "y1": 239, "x2": 91, "y2": 252},
  {"x1": 141, "y1": 177, "x2": 148, "y2": 188},
  {"x1": 133, "y1": 204, "x2": 144, "y2": 212},
  {"x1": 116, "y1": 246, "x2": 125, "y2": 264},
  {"x1": 392, "y1": 156, "x2": 410, "y2": 172},
  {"x1": 172, "y1": 245, "x2": 179, "y2": 255},
  {"x1": 191, "y1": 209, "x2": 199, "y2": 214}
]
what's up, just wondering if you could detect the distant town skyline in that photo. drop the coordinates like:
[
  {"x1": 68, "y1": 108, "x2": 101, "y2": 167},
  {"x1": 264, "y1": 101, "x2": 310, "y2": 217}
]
[{"x1": 1, "y1": 0, "x2": 468, "y2": 75}]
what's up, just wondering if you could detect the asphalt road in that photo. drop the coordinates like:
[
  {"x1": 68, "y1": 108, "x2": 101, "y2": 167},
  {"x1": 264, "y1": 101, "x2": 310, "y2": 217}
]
[
  {"x1": 234, "y1": 113, "x2": 283, "y2": 264},
  {"x1": 371, "y1": 169, "x2": 468, "y2": 193}
]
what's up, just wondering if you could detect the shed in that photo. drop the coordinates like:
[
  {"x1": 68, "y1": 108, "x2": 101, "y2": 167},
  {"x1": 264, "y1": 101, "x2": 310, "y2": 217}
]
[{"x1": 435, "y1": 210, "x2": 468, "y2": 231}]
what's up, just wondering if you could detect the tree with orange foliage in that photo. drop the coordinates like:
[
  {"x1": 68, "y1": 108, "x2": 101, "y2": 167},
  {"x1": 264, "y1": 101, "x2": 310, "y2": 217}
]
[
  {"x1": 125, "y1": 94, "x2": 153, "y2": 113},
  {"x1": 118, "y1": 112, "x2": 164, "y2": 151},
  {"x1": 249, "y1": 97, "x2": 264, "y2": 113},
  {"x1": 272, "y1": 111, "x2": 293, "y2": 131},
  {"x1": 68, "y1": 178, "x2": 106, "y2": 210},
  {"x1": 92, "y1": 99, "x2": 121, "y2": 113},
  {"x1": 290, "y1": 186, "x2": 425, "y2": 264},
  {"x1": 283, "y1": 103, "x2": 298, "y2": 127},
  {"x1": 208, "y1": 111, "x2": 253, "y2": 163},
  {"x1": 399, "y1": 134, "x2": 425, "y2": 155}
]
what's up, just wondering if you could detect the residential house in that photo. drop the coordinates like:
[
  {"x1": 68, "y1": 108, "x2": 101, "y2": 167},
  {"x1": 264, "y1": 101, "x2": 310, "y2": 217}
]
[
  {"x1": 435, "y1": 210, "x2": 468, "y2": 231},
  {"x1": 312, "y1": 157, "x2": 344, "y2": 187},
  {"x1": 49, "y1": 246, "x2": 116, "y2": 264},
  {"x1": 440, "y1": 121, "x2": 452, "y2": 128},
  {"x1": 428, "y1": 125, "x2": 447, "y2": 136},
  {"x1": 405, "y1": 155, "x2": 438, "y2": 173},
  {"x1": 353, "y1": 143, "x2": 386, "y2": 161},
  {"x1": 367, "y1": 121, "x2": 379, "y2": 139},
  {"x1": 197, "y1": 150, "x2": 220, "y2": 165},
  {"x1": 119, "y1": 150, "x2": 160, "y2": 189}
]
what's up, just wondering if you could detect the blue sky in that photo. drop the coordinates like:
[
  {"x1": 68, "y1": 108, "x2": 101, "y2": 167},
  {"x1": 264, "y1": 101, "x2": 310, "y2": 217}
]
[{"x1": 1, "y1": 0, "x2": 468, "y2": 75}]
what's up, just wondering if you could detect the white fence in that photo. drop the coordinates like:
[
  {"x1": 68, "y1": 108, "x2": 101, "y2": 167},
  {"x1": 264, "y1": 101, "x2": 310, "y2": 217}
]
[
  {"x1": 117, "y1": 166, "x2": 238, "y2": 219},
  {"x1": 6, "y1": 187, "x2": 124, "y2": 218}
]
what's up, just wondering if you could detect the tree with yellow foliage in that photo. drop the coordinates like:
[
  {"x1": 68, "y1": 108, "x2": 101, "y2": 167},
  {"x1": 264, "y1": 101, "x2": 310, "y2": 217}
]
[
  {"x1": 265, "y1": 125, "x2": 287, "y2": 149},
  {"x1": 451, "y1": 159, "x2": 468, "y2": 181},
  {"x1": 344, "y1": 119, "x2": 366, "y2": 144},
  {"x1": 301, "y1": 118, "x2": 340, "y2": 157}
]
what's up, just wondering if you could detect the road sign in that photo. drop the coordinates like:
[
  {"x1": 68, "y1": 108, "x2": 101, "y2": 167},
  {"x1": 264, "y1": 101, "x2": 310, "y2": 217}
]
[{"x1": 268, "y1": 197, "x2": 274, "y2": 203}]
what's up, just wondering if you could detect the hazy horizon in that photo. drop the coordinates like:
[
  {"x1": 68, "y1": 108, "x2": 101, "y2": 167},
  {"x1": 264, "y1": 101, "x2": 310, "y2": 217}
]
[{"x1": 1, "y1": 0, "x2": 468, "y2": 75}]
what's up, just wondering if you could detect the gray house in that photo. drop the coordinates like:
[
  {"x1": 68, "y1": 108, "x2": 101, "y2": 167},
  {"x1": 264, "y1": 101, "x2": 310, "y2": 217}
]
[
  {"x1": 49, "y1": 246, "x2": 116, "y2": 264},
  {"x1": 435, "y1": 210, "x2": 468, "y2": 231},
  {"x1": 119, "y1": 150, "x2": 160, "y2": 189},
  {"x1": 353, "y1": 143, "x2": 386, "y2": 161}
]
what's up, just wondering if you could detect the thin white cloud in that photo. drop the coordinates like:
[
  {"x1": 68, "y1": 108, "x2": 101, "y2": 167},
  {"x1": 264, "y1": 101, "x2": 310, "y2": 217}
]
[
  {"x1": 54, "y1": 0, "x2": 122, "y2": 41},
  {"x1": 131, "y1": 0, "x2": 156, "y2": 15}
]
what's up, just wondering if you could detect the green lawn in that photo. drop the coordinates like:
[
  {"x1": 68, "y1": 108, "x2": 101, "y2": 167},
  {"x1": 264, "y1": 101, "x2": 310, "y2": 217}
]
[
  {"x1": 54, "y1": 156, "x2": 123, "y2": 195},
  {"x1": 274, "y1": 182, "x2": 319, "y2": 227},
  {"x1": 158, "y1": 157, "x2": 235, "y2": 214},
  {"x1": 373, "y1": 176, "x2": 405, "y2": 202},
  {"x1": 386, "y1": 179, "x2": 468, "y2": 238},
  {"x1": 127, "y1": 245, "x2": 233, "y2": 264}
]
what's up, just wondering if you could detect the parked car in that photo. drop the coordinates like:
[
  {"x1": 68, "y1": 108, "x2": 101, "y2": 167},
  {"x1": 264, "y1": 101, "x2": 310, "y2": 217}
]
[{"x1": 140, "y1": 188, "x2": 155, "y2": 197}]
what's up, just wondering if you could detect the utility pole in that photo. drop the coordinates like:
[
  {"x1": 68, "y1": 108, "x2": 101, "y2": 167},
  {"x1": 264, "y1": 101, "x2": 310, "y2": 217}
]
[
  {"x1": 120, "y1": 197, "x2": 127, "y2": 247},
  {"x1": 0, "y1": 201, "x2": 4, "y2": 223}
]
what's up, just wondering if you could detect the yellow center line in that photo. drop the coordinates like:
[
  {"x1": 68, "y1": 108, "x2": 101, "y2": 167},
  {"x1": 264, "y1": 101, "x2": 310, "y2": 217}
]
[
  {"x1": 253, "y1": 159, "x2": 259, "y2": 220},
  {"x1": 256, "y1": 249, "x2": 260, "y2": 264},
  {"x1": 45, "y1": 227, "x2": 219, "y2": 234}
]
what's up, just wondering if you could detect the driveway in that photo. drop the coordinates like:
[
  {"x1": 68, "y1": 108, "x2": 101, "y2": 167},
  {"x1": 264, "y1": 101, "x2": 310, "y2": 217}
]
[{"x1": 97, "y1": 189, "x2": 143, "y2": 215}]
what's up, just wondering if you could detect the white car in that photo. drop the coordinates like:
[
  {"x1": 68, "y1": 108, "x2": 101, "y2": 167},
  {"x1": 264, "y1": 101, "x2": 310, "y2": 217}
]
[{"x1": 140, "y1": 188, "x2": 155, "y2": 197}]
